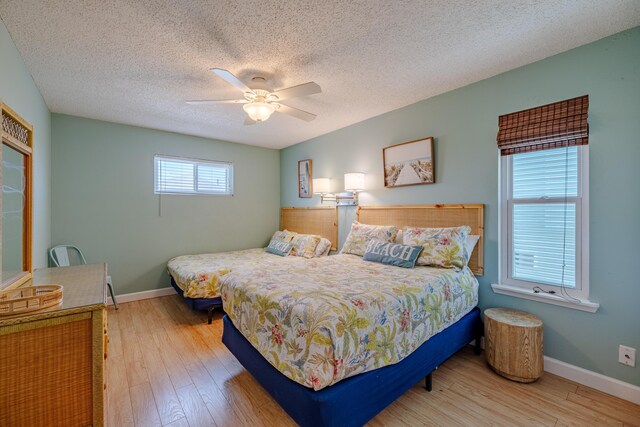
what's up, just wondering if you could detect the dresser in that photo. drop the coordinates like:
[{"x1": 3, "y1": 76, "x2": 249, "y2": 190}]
[{"x1": 0, "y1": 264, "x2": 107, "y2": 426}]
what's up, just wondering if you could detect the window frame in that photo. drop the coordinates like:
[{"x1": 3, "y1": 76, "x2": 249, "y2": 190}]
[
  {"x1": 154, "y1": 154, "x2": 234, "y2": 196},
  {"x1": 1, "y1": 102, "x2": 33, "y2": 290},
  {"x1": 499, "y1": 146, "x2": 590, "y2": 300}
]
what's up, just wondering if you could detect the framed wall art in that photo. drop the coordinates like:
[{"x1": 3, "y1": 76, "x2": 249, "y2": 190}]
[
  {"x1": 298, "y1": 159, "x2": 312, "y2": 198},
  {"x1": 383, "y1": 137, "x2": 434, "y2": 187}
]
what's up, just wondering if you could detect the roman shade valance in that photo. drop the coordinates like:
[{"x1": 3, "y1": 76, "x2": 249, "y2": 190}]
[{"x1": 497, "y1": 95, "x2": 589, "y2": 156}]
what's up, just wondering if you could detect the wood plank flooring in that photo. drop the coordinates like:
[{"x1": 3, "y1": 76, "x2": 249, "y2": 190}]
[{"x1": 105, "y1": 296, "x2": 640, "y2": 426}]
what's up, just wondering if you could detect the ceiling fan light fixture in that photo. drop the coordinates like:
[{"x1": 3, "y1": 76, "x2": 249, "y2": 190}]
[
  {"x1": 192, "y1": 68, "x2": 321, "y2": 123},
  {"x1": 243, "y1": 101, "x2": 276, "y2": 122}
]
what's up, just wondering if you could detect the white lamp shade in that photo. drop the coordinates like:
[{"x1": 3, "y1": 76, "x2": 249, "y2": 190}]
[
  {"x1": 313, "y1": 178, "x2": 331, "y2": 194},
  {"x1": 344, "y1": 173, "x2": 365, "y2": 191},
  {"x1": 243, "y1": 101, "x2": 276, "y2": 121}
]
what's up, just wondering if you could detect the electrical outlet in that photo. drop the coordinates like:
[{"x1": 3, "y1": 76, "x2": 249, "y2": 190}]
[{"x1": 619, "y1": 345, "x2": 636, "y2": 367}]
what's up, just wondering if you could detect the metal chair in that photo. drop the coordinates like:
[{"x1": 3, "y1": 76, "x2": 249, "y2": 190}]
[{"x1": 49, "y1": 245, "x2": 119, "y2": 309}]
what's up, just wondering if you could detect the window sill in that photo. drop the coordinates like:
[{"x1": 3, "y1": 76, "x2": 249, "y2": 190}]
[{"x1": 491, "y1": 283, "x2": 599, "y2": 313}]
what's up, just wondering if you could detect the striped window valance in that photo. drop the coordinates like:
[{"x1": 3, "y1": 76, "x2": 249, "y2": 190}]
[{"x1": 497, "y1": 95, "x2": 589, "y2": 156}]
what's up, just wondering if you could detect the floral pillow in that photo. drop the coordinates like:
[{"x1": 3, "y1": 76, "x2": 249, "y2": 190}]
[
  {"x1": 403, "y1": 225, "x2": 471, "y2": 270},
  {"x1": 271, "y1": 229, "x2": 297, "y2": 243},
  {"x1": 340, "y1": 222, "x2": 399, "y2": 256},
  {"x1": 290, "y1": 234, "x2": 322, "y2": 258},
  {"x1": 314, "y1": 238, "x2": 332, "y2": 257}
]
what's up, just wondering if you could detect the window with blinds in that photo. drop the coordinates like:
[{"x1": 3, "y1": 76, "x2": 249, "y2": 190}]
[
  {"x1": 500, "y1": 145, "x2": 588, "y2": 293},
  {"x1": 154, "y1": 155, "x2": 233, "y2": 195}
]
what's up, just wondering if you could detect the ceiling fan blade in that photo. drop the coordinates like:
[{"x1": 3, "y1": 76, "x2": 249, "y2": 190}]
[
  {"x1": 244, "y1": 116, "x2": 257, "y2": 126},
  {"x1": 277, "y1": 104, "x2": 317, "y2": 122},
  {"x1": 272, "y1": 82, "x2": 321, "y2": 101},
  {"x1": 211, "y1": 68, "x2": 253, "y2": 93},
  {"x1": 186, "y1": 99, "x2": 246, "y2": 105}
]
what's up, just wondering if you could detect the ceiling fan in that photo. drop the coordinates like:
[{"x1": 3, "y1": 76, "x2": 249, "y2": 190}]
[{"x1": 187, "y1": 68, "x2": 321, "y2": 125}]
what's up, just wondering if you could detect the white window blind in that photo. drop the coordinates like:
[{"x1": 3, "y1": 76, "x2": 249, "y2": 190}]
[
  {"x1": 500, "y1": 146, "x2": 588, "y2": 294},
  {"x1": 512, "y1": 203, "x2": 576, "y2": 287},
  {"x1": 512, "y1": 148, "x2": 578, "y2": 199},
  {"x1": 511, "y1": 147, "x2": 578, "y2": 287},
  {"x1": 154, "y1": 155, "x2": 233, "y2": 195}
]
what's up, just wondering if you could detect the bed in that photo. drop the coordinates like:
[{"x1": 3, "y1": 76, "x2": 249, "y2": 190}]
[
  {"x1": 167, "y1": 207, "x2": 338, "y2": 320},
  {"x1": 221, "y1": 204, "x2": 485, "y2": 426}
]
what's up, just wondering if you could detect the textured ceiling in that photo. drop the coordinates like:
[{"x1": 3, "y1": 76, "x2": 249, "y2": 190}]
[{"x1": 1, "y1": 1, "x2": 639, "y2": 149}]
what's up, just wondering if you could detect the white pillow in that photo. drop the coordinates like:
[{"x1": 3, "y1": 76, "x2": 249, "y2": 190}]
[
  {"x1": 466, "y1": 235, "x2": 480, "y2": 256},
  {"x1": 394, "y1": 229, "x2": 404, "y2": 244}
]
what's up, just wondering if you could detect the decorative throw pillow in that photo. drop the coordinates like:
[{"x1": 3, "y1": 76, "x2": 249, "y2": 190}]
[
  {"x1": 271, "y1": 229, "x2": 297, "y2": 243},
  {"x1": 290, "y1": 234, "x2": 322, "y2": 258},
  {"x1": 340, "y1": 222, "x2": 399, "y2": 256},
  {"x1": 265, "y1": 238, "x2": 294, "y2": 256},
  {"x1": 363, "y1": 240, "x2": 423, "y2": 268},
  {"x1": 314, "y1": 238, "x2": 332, "y2": 257},
  {"x1": 403, "y1": 225, "x2": 472, "y2": 270}
]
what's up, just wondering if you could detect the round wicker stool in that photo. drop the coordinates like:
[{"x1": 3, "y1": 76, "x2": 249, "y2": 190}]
[{"x1": 484, "y1": 308, "x2": 543, "y2": 383}]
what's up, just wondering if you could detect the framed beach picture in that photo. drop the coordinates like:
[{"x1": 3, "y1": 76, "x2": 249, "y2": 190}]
[
  {"x1": 298, "y1": 159, "x2": 312, "y2": 198},
  {"x1": 383, "y1": 137, "x2": 434, "y2": 187}
]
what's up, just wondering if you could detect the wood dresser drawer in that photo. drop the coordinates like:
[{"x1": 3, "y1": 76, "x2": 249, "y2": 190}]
[{"x1": 0, "y1": 264, "x2": 107, "y2": 426}]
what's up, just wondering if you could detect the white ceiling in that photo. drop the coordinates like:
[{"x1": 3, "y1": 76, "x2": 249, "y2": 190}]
[{"x1": 1, "y1": 1, "x2": 639, "y2": 149}]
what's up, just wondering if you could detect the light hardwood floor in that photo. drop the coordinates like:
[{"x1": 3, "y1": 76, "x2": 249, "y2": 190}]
[{"x1": 105, "y1": 296, "x2": 640, "y2": 426}]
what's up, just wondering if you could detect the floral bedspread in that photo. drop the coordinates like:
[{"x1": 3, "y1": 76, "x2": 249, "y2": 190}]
[
  {"x1": 167, "y1": 249, "x2": 307, "y2": 298},
  {"x1": 220, "y1": 254, "x2": 479, "y2": 390}
]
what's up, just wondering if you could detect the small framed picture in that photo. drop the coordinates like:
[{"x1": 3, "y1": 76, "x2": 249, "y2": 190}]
[
  {"x1": 383, "y1": 137, "x2": 434, "y2": 187},
  {"x1": 298, "y1": 159, "x2": 312, "y2": 198}
]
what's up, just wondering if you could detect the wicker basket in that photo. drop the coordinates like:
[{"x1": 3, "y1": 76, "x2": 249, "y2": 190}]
[{"x1": 0, "y1": 285, "x2": 63, "y2": 317}]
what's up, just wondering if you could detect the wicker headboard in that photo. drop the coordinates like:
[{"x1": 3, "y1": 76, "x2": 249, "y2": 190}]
[
  {"x1": 281, "y1": 207, "x2": 339, "y2": 250},
  {"x1": 357, "y1": 204, "x2": 484, "y2": 275}
]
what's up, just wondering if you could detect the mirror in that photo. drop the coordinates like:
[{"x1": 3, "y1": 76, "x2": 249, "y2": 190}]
[
  {"x1": 1, "y1": 103, "x2": 33, "y2": 288},
  {"x1": 2, "y1": 144, "x2": 27, "y2": 281}
]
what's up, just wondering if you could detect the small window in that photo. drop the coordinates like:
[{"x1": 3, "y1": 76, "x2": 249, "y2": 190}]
[{"x1": 154, "y1": 155, "x2": 233, "y2": 195}]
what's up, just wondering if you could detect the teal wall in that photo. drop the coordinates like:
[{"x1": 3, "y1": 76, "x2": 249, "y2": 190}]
[
  {"x1": 51, "y1": 114, "x2": 280, "y2": 294},
  {"x1": 281, "y1": 28, "x2": 640, "y2": 385},
  {"x1": 0, "y1": 20, "x2": 51, "y2": 270}
]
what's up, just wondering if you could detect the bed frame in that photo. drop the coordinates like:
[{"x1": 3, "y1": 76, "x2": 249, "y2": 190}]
[
  {"x1": 281, "y1": 206, "x2": 338, "y2": 250},
  {"x1": 222, "y1": 204, "x2": 485, "y2": 425},
  {"x1": 172, "y1": 206, "x2": 339, "y2": 322},
  {"x1": 170, "y1": 277, "x2": 221, "y2": 309},
  {"x1": 223, "y1": 309, "x2": 482, "y2": 426}
]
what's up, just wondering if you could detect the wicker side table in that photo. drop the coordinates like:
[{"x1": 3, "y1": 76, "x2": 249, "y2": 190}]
[{"x1": 484, "y1": 307, "x2": 543, "y2": 383}]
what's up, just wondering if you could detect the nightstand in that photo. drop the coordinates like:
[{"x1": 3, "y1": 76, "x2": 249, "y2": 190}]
[{"x1": 484, "y1": 307, "x2": 543, "y2": 383}]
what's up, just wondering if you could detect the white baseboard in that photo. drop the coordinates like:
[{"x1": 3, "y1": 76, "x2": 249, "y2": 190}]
[
  {"x1": 107, "y1": 286, "x2": 176, "y2": 306},
  {"x1": 471, "y1": 338, "x2": 640, "y2": 404},
  {"x1": 543, "y1": 356, "x2": 640, "y2": 405}
]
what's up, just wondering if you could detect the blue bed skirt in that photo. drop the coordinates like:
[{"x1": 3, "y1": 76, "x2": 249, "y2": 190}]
[
  {"x1": 170, "y1": 277, "x2": 222, "y2": 311},
  {"x1": 222, "y1": 307, "x2": 482, "y2": 427}
]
